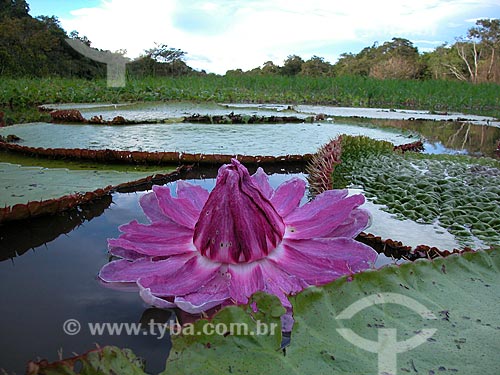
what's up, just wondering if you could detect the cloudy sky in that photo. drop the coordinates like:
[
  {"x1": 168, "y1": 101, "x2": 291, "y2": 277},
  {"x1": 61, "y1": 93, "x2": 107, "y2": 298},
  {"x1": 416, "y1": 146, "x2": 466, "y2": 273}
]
[{"x1": 29, "y1": 0, "x2": 500, "y2": 74}]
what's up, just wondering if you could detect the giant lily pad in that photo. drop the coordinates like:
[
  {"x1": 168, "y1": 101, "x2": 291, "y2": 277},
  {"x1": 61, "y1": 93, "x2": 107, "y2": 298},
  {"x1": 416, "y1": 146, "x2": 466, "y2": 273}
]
[
  {"x1": 0, "y1": 121, "x2": 417, "y2": 155},
  {"x1": 0, "y1": 162, "x2": 172, "y2": 208},
  {"x1": 41, "y1": 102, "x2": 498, "y2": 125},
  {"x1": 164, "y1": 250, "x2": 499, "y2": 374}
]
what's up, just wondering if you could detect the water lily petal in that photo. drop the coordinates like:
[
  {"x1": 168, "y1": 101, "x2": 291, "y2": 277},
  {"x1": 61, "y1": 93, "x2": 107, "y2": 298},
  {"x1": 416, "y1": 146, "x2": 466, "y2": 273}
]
[
  {"x1": 139, "y1": 192, "x2": 170, "y2": 223},
  {"x1": 285, "y1": 193, "x2": 365, "y2": 239},
  {"x1": 326, "y1": 209, "x2": 371, "y2": 238},
  {"x1": 285, "y1": 189, "x2": 348, "y2": 222},
  {"x1": 99, "y1": 253, "x2": 195, "y2": 283},
  {"x1": 270, "y1": 178, "x2": 306, "y2": 217},
  {"x1": 282, "y1": 238, "x2": 377, "y2": 270},
  {"x1": 227, "y1": 263, "x2": 264, "y2": 304},
  {"x1": 139, "y1": 284, "x2": 176, "y2": 309},
  {"x1": 138, "y1": 255, "x2": 221, "y2": 296},
  {"x1": 152, "y1": 185, "x2": 200, "y2": 229},
  {"x1": 194, "y1": 159, "x2": 285, "y2": 264},
  {"x1": 281, "y1": 309, "x2": 295, "y2": 333},
  {"x1": 259, "y1": 260, "x2": 308, "y2": 307},
  {"x1": 176, "y1": 181, "x2": 210, "y2": 211},
  {"x1": 101, "y1": 158, "x2": 377, "y2": 316},
  {"x1": 174, "y1": 273, "x2": 230, "y2": 314},
  {"x1": 109, "y1": 246, "x2": 144, "y2": 261},
  {"x1": 269, "y1": 242, "x2": 357, "y2": 285},
  {"x1": 251, "y1": 167, "x2": 273, "y2": 199},
  {"x1": 109, "y1": 220, "x2": 195, "y2": 257}
]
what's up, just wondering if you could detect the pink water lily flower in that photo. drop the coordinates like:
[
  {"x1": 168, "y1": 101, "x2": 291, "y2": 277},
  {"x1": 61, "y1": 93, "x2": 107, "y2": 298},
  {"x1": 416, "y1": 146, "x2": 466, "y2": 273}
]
[{"x1": 100, "y1": 159, "x2": 377, "y2": 314}]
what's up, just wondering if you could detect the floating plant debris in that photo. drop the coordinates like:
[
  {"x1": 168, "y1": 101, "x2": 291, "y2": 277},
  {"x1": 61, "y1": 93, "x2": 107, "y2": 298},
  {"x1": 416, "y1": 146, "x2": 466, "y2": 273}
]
[
  {"x1": 39, "y1": 102, "x2": 499, "y2": 126},
  {"x1": 182, "y1": 113, "x2": 310, "y2": 124},
  {"x1": 356, "y1": 231, "x2": 474, "y2": 261},
  {"x1": 49, "y1": 109, "x2": 86, "y2": 123},
  {"x1": 393, "y1": 139, "x2": 424, "y2": 153},
  {"x1": 50, "y1": 109, "x2": 130, "y2": 125},
  {"x1": 0, "y1": 134, "x2": 21, "y2": 143}
]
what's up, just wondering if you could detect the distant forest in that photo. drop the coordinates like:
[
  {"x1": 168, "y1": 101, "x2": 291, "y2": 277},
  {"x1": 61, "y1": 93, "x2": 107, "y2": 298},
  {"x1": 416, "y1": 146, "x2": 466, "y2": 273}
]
[{"x1": 1, "y1": 0, "x2": 499, "y2": 84}]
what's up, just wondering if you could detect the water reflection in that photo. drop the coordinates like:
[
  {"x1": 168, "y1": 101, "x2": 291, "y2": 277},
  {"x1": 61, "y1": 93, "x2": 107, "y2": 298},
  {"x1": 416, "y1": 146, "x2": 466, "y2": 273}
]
[
  {"x1": 0, "y1": 190, "x2": 170, "y2": 374},
  {"x1": 0, "y1": 195, "x2": 112, "y2": 261},
  {"x1": 373, "y1": 119, "x2": 500, "y2": 158}
]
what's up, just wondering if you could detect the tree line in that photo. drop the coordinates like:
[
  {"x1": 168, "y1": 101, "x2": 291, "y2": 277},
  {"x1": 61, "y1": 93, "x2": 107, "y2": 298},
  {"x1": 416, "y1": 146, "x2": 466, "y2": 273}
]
[
  {"x1": 1, "y1": 0, "x2": 499, "y2": 84},
  {"x1": 230, "y1": 20, "x2": 500, "y2": 84}
]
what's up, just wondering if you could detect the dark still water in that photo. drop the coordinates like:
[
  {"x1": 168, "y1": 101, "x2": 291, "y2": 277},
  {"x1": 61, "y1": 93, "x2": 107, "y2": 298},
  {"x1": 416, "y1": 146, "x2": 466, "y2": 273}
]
[{"x1": 0, "y1": 191, "x2": 171, "y2": 374}]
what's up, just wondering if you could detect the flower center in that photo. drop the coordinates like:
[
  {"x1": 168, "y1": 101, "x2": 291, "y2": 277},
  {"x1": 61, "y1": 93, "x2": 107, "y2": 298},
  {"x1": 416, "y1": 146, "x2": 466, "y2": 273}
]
[{"x1": 193, "y1": 160, "x2": 285, "y2": 264}]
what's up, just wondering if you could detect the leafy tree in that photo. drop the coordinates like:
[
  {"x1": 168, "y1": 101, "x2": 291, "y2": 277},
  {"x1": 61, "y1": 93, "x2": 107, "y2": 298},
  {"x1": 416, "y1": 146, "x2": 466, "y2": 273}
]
[
  {"x1": 144, "y1": 43, "x2": 186, "y2": 63},
  {"x1": 281, "y1": 55, "x2": 304, "y2": 76},
  {"x1": 128, "y1": 43, "x2": 191, "y2": 77},
  {"x1": 421, "y1": 44, "x2": 461, "y2": 80},
  {"x1": 437, "y1": 18, "x2": 500, "y2": 83},
  {"x1": 300, "y1": 56, "x2": 333, "y2": 76},
  {"x1": 261, "y1": 61, "x2": 280, "y2": 74},
  {"x1": 368, "y1": 38, "x2": 421, "y2": 79},
  {"x1": 467, "y1": 18, "x2": 500, "y2": 81},
  {"x1": 378, "y1": 37, "x2": 419, "y2": 58},
  {"x1": 333, "y1": 44, "x2": 378, "y2": 77},
  {"x1": 0, "y1": 0, "x2": 29, "y2": 19},
  {"x1": 69, "y1": 30, "x2": 91, "y2": 47},
  {"x1": 0, "y1": 9, "x2": 104, "y2": 78},
  {"x1": 225, "y1": 68, "x2": 244, "y2": 76},
  {"x1": 332, "y1": 39, "x2": 421, "y2": 79}
]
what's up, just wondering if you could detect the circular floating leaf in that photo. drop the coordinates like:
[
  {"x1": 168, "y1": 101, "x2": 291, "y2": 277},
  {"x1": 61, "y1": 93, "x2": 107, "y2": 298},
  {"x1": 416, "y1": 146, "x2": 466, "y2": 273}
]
[{"x1": 164, "y1": 250, "x2": 500, "y2": 375}]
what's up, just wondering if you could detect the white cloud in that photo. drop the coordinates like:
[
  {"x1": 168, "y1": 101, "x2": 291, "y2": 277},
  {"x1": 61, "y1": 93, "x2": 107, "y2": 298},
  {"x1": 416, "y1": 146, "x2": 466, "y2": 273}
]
[{"x1": 59, "y1": 0, "x2": 498, "y2": 74}]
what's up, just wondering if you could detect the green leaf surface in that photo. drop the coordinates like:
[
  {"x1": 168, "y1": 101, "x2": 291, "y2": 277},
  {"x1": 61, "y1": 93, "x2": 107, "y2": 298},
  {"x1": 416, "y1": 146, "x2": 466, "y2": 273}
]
[
  {"x1": 164, "y1": 250, "x2": 500, "y2": 375},
  {"x1": 165, "y1": 292, "x2": 285, "y2": 374},
  {"x1": 0, "y1": 162, "x2": 170, "y2": 207}
]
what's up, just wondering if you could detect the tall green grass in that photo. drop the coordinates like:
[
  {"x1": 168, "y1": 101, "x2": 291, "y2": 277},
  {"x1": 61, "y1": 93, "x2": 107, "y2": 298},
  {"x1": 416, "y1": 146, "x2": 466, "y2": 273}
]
[{"x1": 1, "y1": 75, "x2": 499, "y2": 118}]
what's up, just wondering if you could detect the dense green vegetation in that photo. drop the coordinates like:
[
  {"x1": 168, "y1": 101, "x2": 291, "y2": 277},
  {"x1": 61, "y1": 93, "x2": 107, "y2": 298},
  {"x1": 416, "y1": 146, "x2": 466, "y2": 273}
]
[
  {"x1": 330, "y1": 136, "x2": 500, "y2": 248},
  {"x1": 0, "y1": 0, "x2": 105, "y2": 78},
  {"x1": 1, "y1": 75, "x2": 499, "y2": 125}
]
